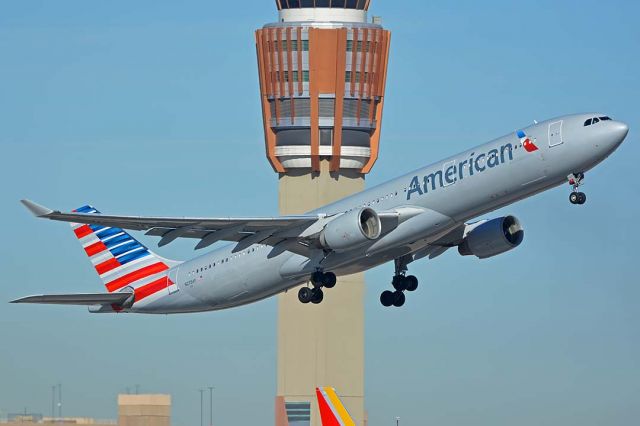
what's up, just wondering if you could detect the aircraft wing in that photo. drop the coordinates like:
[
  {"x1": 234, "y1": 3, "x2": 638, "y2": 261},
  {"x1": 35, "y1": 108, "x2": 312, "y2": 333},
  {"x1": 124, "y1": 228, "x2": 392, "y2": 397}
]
[
  {"x1": 10, "y1": 292, "x2": 133, "y2": 306},
  {"x1": 21, "y1": 199, "x2": 324, "y2": 252}
]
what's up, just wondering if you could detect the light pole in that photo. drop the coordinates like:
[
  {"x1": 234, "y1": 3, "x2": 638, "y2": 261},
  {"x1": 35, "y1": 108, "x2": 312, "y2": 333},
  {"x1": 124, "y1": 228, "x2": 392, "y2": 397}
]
[
  {"x1": 51, "y1": 385, "x2": 55, "y2": 419},
  {"x1": 199, "y1": 389, "x2": 204, "y2": 426},
  {"x1": 395, "y1": 416, "x2": 400, "y2": 426},
  {"x1": 208, "y1": 387, "x2": 214, "y2": 426},
  {"x1": 57, "y1": 383, "x2": 62, "y2": 420}
]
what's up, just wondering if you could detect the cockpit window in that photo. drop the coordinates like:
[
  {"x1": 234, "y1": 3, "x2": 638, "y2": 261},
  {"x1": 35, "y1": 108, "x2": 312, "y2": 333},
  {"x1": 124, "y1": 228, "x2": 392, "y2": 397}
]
[{"x1": 584, "y1": 116, "x2": 612, "y2": 126}]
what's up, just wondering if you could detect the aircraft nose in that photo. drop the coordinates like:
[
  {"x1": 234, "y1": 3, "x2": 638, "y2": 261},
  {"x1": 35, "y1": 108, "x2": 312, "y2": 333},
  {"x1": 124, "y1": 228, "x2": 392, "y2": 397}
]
[{"x1": 611, "y1": 121, "x2": 629, "y2": 144}]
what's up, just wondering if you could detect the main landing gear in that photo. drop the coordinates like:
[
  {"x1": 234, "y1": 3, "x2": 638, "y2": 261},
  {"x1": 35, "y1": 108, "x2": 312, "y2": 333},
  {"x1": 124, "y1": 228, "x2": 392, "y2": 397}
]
[
  {"x1": 568, "y1": 172, "x2": 587, "y2": 205},
  {"x1": 380, "y1": 258, "x2": 419, "y2": 308},
  {"x1": 298, "y1": 270, "x2": 337, "y2": 304}
]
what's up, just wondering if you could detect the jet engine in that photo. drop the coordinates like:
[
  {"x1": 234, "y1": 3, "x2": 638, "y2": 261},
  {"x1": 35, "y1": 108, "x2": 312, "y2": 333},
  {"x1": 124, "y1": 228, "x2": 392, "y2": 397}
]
[
  {"x1": 320, "y1": 207, "x2": 382, "y2": 252},
  {"x1": 458, "y1": 215, "x2": 524, "y2": 259}
]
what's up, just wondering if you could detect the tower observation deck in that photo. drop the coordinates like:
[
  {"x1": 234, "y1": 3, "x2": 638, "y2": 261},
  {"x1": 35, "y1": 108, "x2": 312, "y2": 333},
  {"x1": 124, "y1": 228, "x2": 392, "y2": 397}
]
[
  {"x1": 256, "y1": 0, "x2": 391, "y2": 173},
  {"x1": 255, "y1": 2, "x2": 391, "y2": 425}
]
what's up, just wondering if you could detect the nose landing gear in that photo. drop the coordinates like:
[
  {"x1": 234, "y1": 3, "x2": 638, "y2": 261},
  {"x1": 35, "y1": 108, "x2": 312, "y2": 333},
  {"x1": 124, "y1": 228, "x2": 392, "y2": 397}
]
[
  {"x1": 568, "y1": 173, "x2": 587, "y2": 205},
  {"x1": 380, "y1": 257, "x2": 419, "y2": 308},
  {"x1": 298, "y1": 270, "x2": 337, "y2": 304}
]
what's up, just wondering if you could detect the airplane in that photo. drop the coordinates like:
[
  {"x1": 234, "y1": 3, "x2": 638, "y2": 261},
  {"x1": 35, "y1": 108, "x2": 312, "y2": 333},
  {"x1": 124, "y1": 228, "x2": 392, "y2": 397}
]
[
  {"x1": 13, "y1": 113, "x2": 628, "y2": 313},
  {"x1": 316, "y1": 387, "x2": 355, "y2": 426}
]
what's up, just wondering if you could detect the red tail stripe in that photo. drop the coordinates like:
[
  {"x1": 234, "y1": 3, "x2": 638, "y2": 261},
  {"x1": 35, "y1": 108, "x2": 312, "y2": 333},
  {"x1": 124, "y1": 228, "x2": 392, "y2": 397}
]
[
  {"x1": 85, "y1": 241, "x2": 107, "y2": 257},
  {"x1": 95, "y1": 258, "x2": 121, "y2": 275},
  {"x1": 316, "y1": 389, "x2": 341, "y2": 426},
  {"x1": 135, "y1": 277, "x2": 170, "y2": 302},
  {"x1": 106, "y1": 262, "x2": 169, "y2": 293},
  {"x1": 74, "y1": 225, "x2": 92, "y2": 239}
]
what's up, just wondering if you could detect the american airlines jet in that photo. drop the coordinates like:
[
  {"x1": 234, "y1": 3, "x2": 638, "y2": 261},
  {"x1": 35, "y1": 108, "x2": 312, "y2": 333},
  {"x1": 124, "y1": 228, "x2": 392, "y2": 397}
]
[{"x1": 14, "y1": 113, "x2": 628, "y2": 313}]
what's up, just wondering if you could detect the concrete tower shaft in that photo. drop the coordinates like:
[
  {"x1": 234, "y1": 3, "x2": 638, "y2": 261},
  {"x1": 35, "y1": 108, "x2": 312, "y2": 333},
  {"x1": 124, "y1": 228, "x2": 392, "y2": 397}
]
[
  {"x1": 256, "y1": 2, "x2": 390, "y2": 425},
  {"x1": 256, "y1": 1, "x2": 390, "y2": 173}
]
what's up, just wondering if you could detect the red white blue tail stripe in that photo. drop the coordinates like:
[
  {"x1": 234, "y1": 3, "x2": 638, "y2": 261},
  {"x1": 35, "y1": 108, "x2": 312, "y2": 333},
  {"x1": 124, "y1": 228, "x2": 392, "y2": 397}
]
[{"x1": 70, "y1": 205, "x2": 176, "y2": 305}]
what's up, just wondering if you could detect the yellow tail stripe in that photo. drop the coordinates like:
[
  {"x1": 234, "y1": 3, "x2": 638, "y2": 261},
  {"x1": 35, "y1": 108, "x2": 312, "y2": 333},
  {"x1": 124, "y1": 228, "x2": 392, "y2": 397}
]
[{"x1": 323, "y1": 387, "x2": 355, "y2": 426}]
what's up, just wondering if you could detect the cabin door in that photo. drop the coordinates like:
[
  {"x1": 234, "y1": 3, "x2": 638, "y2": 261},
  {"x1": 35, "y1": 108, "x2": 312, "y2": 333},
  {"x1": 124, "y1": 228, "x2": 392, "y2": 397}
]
[{"x1": 548, "y1": 121, "x2": 564, "y2": 147}]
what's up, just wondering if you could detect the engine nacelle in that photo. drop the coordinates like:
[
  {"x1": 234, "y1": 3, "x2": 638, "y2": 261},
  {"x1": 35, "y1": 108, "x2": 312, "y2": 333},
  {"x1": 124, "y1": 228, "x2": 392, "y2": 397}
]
[
  {"x1": 458, "y1": 215, "x2": 524, "y2": 259},
  {"x1": 320, "y1": 207, "x2": 382, "y2": 252}
]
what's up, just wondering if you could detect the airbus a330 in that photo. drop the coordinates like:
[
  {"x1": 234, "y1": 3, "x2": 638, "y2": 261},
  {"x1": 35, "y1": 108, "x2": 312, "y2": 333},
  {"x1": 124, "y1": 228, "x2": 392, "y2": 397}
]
[{"x1": 14, "y1": 113, "x2": 628, "y2": 313}]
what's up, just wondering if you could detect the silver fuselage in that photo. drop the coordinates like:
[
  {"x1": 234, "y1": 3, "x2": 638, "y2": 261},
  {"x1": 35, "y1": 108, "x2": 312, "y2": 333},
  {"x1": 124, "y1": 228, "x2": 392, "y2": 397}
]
[{"x1": 127, "y1": 113, "x2": 628, "y2": 314}]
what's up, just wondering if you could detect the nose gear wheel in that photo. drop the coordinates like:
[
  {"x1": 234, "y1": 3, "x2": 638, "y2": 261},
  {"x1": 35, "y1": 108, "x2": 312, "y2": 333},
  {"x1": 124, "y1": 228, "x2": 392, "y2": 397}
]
[{"x1": 568, "y1": 173, "x2": 587, "y2": 205}]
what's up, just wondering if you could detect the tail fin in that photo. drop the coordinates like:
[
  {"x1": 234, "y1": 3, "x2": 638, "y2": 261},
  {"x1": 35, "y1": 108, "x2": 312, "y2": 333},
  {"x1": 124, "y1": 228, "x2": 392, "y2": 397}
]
[
  {"x1": 70, "y1": 204, "x2": 178, "y2": 295},
  {"x1": 315, "y1": 387, "x2": 355, "y2": 426}
]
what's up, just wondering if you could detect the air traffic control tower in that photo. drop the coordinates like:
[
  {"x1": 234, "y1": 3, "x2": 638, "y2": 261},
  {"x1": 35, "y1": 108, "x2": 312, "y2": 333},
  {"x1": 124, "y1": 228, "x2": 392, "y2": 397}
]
[{"x1": 255, "y1": 1, "x2": 390, "y2": 425}]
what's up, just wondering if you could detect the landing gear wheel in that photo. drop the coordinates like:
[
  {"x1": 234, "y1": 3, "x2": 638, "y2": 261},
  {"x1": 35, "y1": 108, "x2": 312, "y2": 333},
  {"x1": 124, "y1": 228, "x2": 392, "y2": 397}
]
[
  {"x1": 568, "y1": 173, "x2": 586, "y2": 205},
  {"x1": 392, "y1": 291, "x2": 406, "y2": 307},
  {"x1": 311, "y1": 288, "x2": 324, "y2": 304},
  {"x1": 405, "y1": 275, "x2": 419, "y2": 292},
  {"x1": 380, "y1": 290, "x2": 395, "y2": 307},
  {"x1": 322, "y1": 272, "x2": 337, "y2": 288},
  {"x1": 570, "y1": 192, "x2": 587, "y2": 205},
  {"x1": 392, "y1": 275, "x2": 407, "y2": 291},
  {"x1": 569, "y1": 192, "x2": 579, "y2": 204},
  {"x1": 298, "y1": 287, "x2": 313, "y2": 304},
  {"x1": 311, "y1": 271, "x2": 325, "y2": 286}
]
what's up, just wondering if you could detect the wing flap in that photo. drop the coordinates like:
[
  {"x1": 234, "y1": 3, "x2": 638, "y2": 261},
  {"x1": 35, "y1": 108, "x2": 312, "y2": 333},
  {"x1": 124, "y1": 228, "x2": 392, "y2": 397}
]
[{"x1": 11, "y1": 292, "x2": 133, "y2": 306}]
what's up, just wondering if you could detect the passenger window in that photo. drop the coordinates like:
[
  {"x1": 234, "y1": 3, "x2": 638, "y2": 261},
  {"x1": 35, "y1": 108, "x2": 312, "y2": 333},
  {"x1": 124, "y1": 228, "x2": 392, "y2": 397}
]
[
  {"x1": 592, "y1": 117, "x2": 600, "y2": 124},
  {"x1": 584, "y1": 119, "x2": 592, "y2": 126}
]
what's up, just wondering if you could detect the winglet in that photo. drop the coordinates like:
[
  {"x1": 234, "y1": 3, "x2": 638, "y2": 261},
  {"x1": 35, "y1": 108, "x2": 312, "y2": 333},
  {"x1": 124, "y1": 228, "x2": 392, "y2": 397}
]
[{"x1": 20, "y1": 199, "x2": 54, "y2": 217}]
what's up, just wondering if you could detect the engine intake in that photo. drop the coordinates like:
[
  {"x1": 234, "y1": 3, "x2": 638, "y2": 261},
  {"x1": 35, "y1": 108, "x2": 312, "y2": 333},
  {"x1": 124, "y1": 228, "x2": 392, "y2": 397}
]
[
  {"x1": 320, "y1": 207, "x2": 381, "y2": 252},
  {"x1": 458, "y1": 215, "x2": 524, "y2": 259}
]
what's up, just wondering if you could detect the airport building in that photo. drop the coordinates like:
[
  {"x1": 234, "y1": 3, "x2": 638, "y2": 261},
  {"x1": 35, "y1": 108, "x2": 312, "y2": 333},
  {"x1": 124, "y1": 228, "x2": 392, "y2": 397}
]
[
  {"x1": 118, "y1": 395, "x2": 171, "y2": 426},
  {"x1": 1, "y1": 395, "x2": 170, "y2": 426},
  {"x1": 255, "y1": 1, "x2": 391, "y2": 425}
]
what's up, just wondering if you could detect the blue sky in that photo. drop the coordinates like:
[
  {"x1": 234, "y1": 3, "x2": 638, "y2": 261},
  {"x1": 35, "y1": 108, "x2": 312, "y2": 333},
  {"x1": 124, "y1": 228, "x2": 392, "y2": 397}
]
[{"x1": 1, "y1": 0, "x2": 639, "y2": 425}]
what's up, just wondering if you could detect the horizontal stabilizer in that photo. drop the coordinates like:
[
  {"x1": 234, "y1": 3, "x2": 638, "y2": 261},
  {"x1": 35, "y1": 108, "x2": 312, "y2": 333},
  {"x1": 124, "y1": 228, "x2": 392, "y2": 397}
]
[{"x1": 11, "y1": 292, "x2": 133, "y2": 306}]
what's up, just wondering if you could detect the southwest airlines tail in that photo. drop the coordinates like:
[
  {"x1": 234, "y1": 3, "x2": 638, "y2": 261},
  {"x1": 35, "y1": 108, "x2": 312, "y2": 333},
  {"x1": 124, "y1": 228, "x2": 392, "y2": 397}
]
[
  {"x1": 12, "y1": 203, "x2": 179, "y2": 309},
  {"x1": 316, "y1": 387, "x2": 355, "y2": 426}
]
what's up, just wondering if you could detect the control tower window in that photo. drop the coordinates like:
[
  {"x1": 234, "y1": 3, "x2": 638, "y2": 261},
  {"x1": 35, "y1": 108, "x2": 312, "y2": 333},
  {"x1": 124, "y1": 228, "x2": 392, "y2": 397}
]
[
  {"x1": 348, "y1": 41, "x2": 370, "y2": 53},
  {"x1": 278, "y1": 0, "x2": 368, "y2": 9}
]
